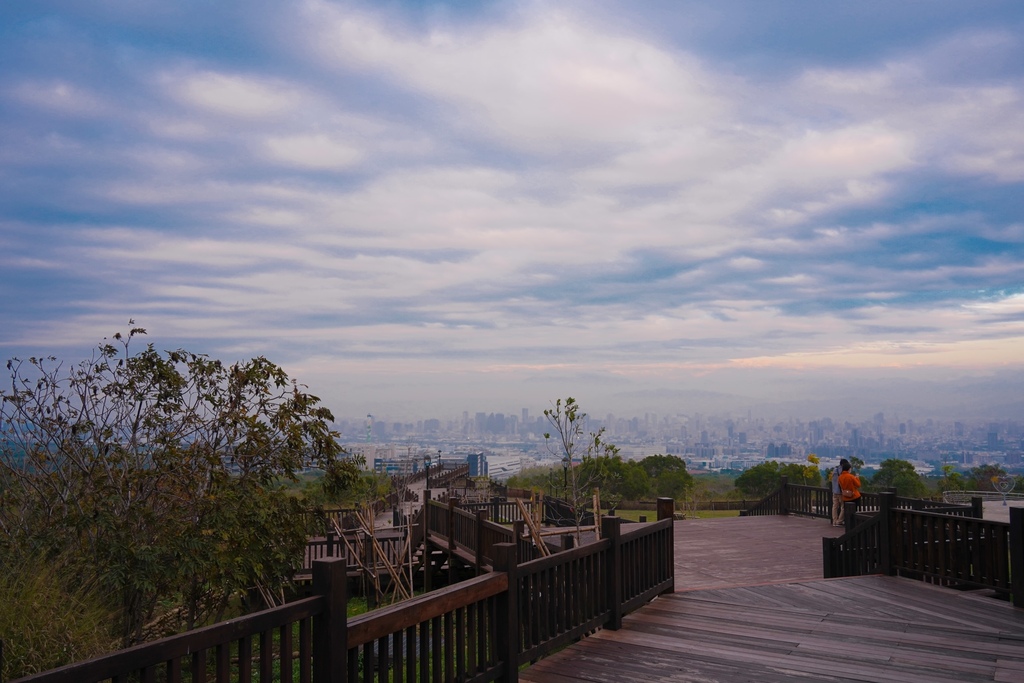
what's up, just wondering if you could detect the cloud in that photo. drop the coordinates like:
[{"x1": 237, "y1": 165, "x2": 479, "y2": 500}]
[
  {"x1": 168, "y1": 71, "x2": 304, "y2": 119},
  {"x1": 308, "y1": 4, "x2": 724, "y2": 152},
  {"x1": 263, "y1": 134, "x2": 363, "y2": 169},
  {"x1": 0, "y1": 1, "x2": 1022, "y2": 419}
]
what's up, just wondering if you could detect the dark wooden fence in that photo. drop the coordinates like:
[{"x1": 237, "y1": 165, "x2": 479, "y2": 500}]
[
  {"x1": 459, "y1": 498, "x2": 537, "y2": 525},
  {"x1": 302, "y1": 529, "x2": 411, "y2": 577},
  {"x1": 822, "y1": 493, "x2": 1024, "y2": 606},
  {"x1": 740, "y1": 477, "x2": 978, "y2": 519},
  {"x1": 458, "y1": 497, "x2": 593, "y2": 528},
  {"x1": 424, "y1": 499, "x2": 541, "y2": 570},
  {"x1": 423, "y1": 463, "x2": 471, "y2": 490},
  {"x1": 8, "y1": 508, "x2": 675, "y2": 683}
]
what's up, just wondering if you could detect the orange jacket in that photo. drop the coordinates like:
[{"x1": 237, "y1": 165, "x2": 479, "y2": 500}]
[{"x1": 838, "y1": 471, "x2": 861, "y2": 501}]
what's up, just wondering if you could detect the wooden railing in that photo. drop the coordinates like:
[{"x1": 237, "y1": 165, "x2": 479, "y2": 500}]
[
  {"x1": 460, "y1": 498, "x2": 538, "y2": 524},
  {"x1": 823, "y1": 493, "x2": 1024, "y2": 606},
  {"x1": 10, "y1": 508, "x2": 676, "y2": 683},
  {"x1": 458, "y1": 497, "x2": 594, "y2": 528},
  {"x1": 302, "y1": 529, "x2": 410, "y2": 576},
  {"x1": 741, "y1": 477, "x2": 978, "y2": 519},
  {"x1": 425, "y1": 499, "x2": 540, "y2": 569},
  {"x1": 425, "y1": 463, "x2": 471, "y2": 490},
  {"x1": 10, "y1": 562, "x2": 335, "y2": 683}
]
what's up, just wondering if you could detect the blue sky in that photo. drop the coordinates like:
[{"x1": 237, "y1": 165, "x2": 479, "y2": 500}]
[{"x1": 2, "y1": 1, "x2": 1023, "y2": 422}]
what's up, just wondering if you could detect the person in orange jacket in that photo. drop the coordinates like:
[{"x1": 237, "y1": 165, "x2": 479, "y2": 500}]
[{"x1": 838, "y1": 461, "x2": 861, "y2": 510}]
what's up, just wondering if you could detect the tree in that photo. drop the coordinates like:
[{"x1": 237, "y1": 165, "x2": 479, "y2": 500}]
[
  {"x1": 967, "y1": 464, "x2": 1007, "y2": 492},
  {"x1": 0, "y1": 324, "x2": 361, "y2": 645},
  {"x1": 543, "y1": 397, "x2": 619, "y2": 538},
  {"x1": 869, "y1": 459, "x2": 927, "y2": 497},
  {"x1": 935, "y1": 465, "x2": 964, "y2": 493},
  {"x1": 638, "y1": 454, "x2": 693, "y2": 501},
  {"x1": 780, "y1": 454, "x2": 821, "y2": 487},
  {"x1": 735, "y1": 461, "x2": 782, "y2": 498}
]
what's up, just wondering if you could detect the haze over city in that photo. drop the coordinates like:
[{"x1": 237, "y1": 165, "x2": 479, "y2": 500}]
[{"x1": 2, "y1": 1, "x2": 1023, "y2": 422}]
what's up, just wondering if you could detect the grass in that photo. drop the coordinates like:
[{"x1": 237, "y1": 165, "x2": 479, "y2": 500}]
[
  {"x1": 0, "y1": 553, "x2": 117, "y2": 680},
  {"x1": 684, "y1": 509, "x2": 741, "y2": 519},
  {"x1": 605, "y1": 508, "x2": 741, "y2": 522}
]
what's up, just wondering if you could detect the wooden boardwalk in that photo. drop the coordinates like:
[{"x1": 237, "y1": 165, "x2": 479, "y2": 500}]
[{"x1": 521, "y1": 515, "x2": 1024, "y2": 683}]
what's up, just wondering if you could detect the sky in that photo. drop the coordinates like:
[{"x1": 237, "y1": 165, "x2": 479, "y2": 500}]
[{"x1": 2, "y1": 1, "x2": 1023, "y2": 424}]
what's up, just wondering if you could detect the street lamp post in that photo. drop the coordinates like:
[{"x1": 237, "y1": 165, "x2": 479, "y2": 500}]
[
  {"x1": 562, "y1": 454, "x2": 570, "y2": 492},
  {"x1": 424, "y1": 453, "x2": 432, "y2": 490}
]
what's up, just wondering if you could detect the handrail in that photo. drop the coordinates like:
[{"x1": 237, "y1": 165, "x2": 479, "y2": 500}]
[
  {"x1": 742, "y1": 478, "x2": 978, "y2": 519},
  {"x1": 823, "y1": 493, "x2": 1024, "y2": 607},
  {"x1": 9, "y1": 501, "x2": 678, "y2": 683},
  {"x1": 944, "y1": 490, "x2": 1024, "y2": 503},
  {"x1": 10, "y1": 566, "x2": 336, "y2": 683}
]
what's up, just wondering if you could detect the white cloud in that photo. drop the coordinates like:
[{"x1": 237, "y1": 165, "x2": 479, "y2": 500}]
[
  {"x1": 168, "y1": 70, "x2": 305, "y2": 119},
  {"x1": 2, "y1": 3, "x2": 1023, "y2": 418},
  {"x1": 10, "y1": 80, "x2": 109, "y2": 116},
  {"x1": 309, "y1": 5, "x2": 724, "y2": 151},
  {"x1": 263, "y1": 134, "x2": 363, "y2": 169}
]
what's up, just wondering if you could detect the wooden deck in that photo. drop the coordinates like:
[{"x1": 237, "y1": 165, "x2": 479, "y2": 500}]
[{"x1": 521, "y1": 515, "x2": 1024, "y2": 683}]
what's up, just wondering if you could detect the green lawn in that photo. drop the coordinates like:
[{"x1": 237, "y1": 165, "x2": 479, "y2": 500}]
[{"x1": 604, "y1": 508, "x2": 741, "y2": 522}]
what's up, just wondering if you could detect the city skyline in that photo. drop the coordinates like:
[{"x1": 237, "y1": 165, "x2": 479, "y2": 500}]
[{"x1": 2, "y1": 1, "x2": 1023, "y2": 421}]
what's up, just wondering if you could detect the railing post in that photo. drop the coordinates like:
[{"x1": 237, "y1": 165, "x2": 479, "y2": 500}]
[
  {"x1": 312, "y1": 558, "x2": 348, "y2": 683},
  {"x1": 447, "y1": 498, "x2": 457, "y2": 551},
  {"x1": 363, "y1": 535, "x2": 377, "y2": 610},
  {"x1": 475, "y1": 509, "x2": 488, "y2": 573},
  {"x1": 603, "y1": 516, "x2": 623, "y2": 630},
  {"x1": 878, "y1": 492, "x2": 894, "y2": 576},
  {"x1": 822, "y1": 537, "x2": 835, "y2": 578},
  {"x1": 780, "y1": 476, "x2": 789, "y2": 515},
  {"x1": 422, "y1": 499, "x2": 433, "y2": 592},
  {"x1": 327, "y1": 530, "x2": 336, "y2": 557},
  {"x1": 447, "y1": 497, "x2": 458, "y2": 582},
  {"x1": 513, "y1": 520, "x2": 525, "y2": 557},
  {"x1": 843, "y1": 502, "x2": 856, "y2": 533},
  {"x1": 971, "y1": 496, "x2": 984, "y2": 519},
  {"x1": 1011, "y1": 507, "x2": 1024, "y2": 608},
  {"x1": 656, "y1": 497, "x2": 674, "y2": 522},
  {"x1": 494, "y1": 543, "x2": 519, "y2": 683},
  {"x1": 657, "y1": 497, "x2": 676, "y2": 594}
]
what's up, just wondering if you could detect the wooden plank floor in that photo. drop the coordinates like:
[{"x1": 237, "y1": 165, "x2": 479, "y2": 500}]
[
  {"x1": 674, "y1": 515, "x2": 844, "y2": 589},
  {"x1": 521, "y1": 516, "x2": 1024, "y2": 683}
]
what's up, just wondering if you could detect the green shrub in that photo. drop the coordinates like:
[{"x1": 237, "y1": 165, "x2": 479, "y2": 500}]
[{"x1": 0, "y1": 553, "x2": 117, "y2": 680}]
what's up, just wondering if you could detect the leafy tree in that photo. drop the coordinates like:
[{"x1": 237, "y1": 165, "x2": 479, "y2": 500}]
[
  {"x1": 506, "y1": 465, "x2": 555, "y2": 492},
  {"x1": 0, "y1": 324, "x2": 360, "y2": 645},
  {"x1": 966, "y1": 464, "x2": 1007, "y2": 492},
  {"x1": 638, "y1": 454, "x2": 693, "y2": 501},
  {"x1": 543, "y1": 397, "x2": 619, "y2": 538},
  {"x1": 936, "y1": 462, "x2": 965, "y2": 493},
  {"x1": 869, "y1": 458, "x2": 927, "y2": 497},
  {"x1": 780, "y1": 454, "x2": 821, "y2": 486},
  {"x1": 783, "y1": 463, "x2": 818, "y2": 486},
  {"x1": 615, "y1": 460, "x2": 651, "y2": 502},
  {"x1": 735, "y1": 461, "x2": 782, "y2": 498}
]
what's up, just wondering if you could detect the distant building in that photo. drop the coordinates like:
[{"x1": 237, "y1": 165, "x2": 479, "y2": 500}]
[{"x1": 466, "y1": 452, "x2": 488, "y2": 477}]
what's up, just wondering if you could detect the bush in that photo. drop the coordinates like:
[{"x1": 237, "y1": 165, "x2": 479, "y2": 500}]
[{"x1": 0, "y1": 553, "x2": 117, "y2": 680}]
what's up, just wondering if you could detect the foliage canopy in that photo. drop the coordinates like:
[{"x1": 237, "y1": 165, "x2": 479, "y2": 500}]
[
  {"x1": 868, "y1": 458, "x2": 927, "y2": 497},
  {"x1": 0, "y1": 325, "x2": 360, "y2": 650}
]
